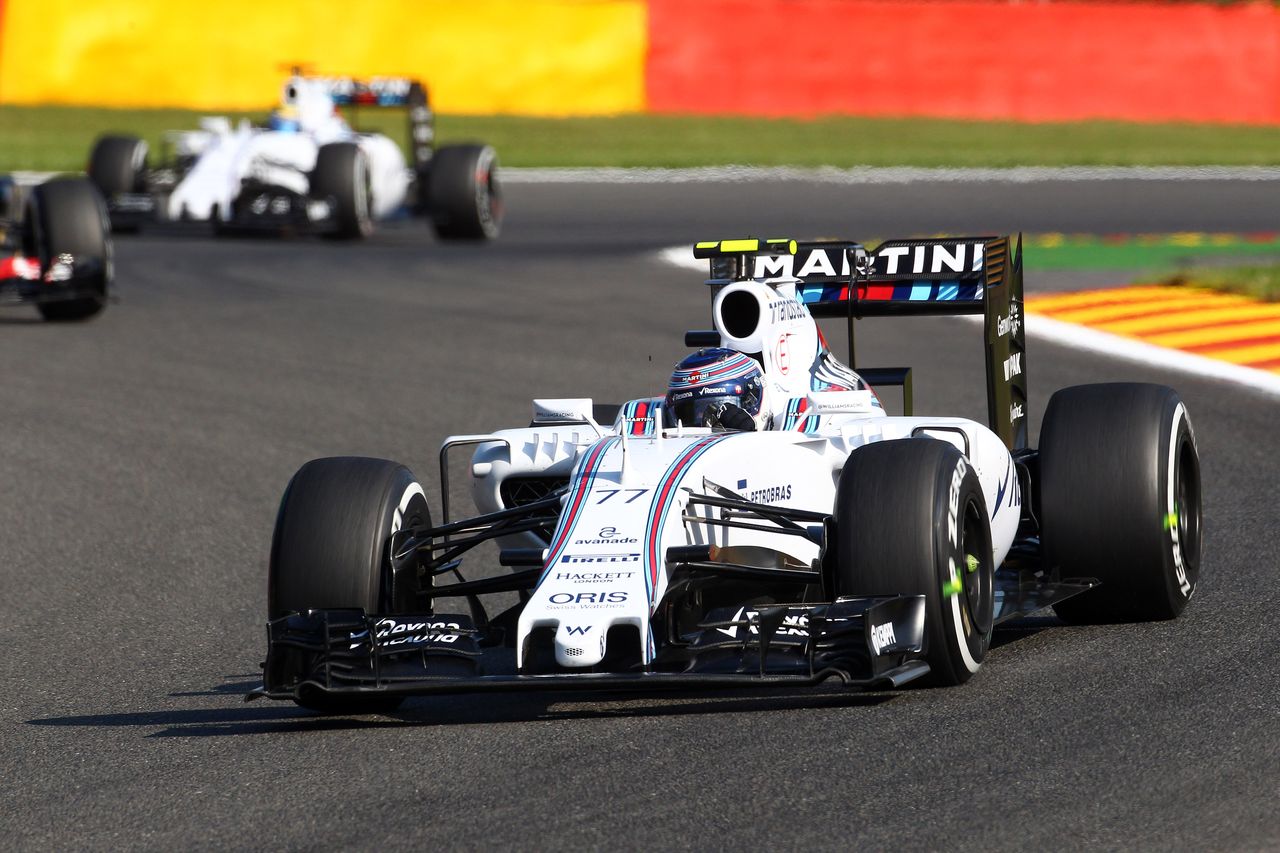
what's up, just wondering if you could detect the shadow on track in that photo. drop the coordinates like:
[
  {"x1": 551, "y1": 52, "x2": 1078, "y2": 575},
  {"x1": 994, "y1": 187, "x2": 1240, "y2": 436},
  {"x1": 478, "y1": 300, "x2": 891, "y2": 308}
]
[
  {"x1": 989, "y1": 615, "x2": 1059, "y2": 650},
  {"x1": 27, "y1": 682, "x2": 898, "y2": 739},
  {"x1": 26, "y1": 621, "x2": 1060, "y2": 738}
]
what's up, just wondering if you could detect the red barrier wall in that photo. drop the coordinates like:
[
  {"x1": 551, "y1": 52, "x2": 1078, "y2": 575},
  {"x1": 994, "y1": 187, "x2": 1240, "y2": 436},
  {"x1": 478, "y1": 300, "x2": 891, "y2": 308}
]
[{"x1": 647, "y1": 0, "x2": 1280, "y2": 123}]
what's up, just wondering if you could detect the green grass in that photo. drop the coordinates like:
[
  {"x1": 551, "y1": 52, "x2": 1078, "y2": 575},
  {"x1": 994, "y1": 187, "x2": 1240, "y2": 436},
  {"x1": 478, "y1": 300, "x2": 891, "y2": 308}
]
[
  {"x1": 6, "y1": 105, "x2": 1280, "y2": 171},
  {"x1": 1023, "y1": 233, "x2": 1280, "y2": 271},
  {"x1": 1147, "y1": 266, "x2": 1280, "y2": 302},
  {"x1": 1021, "y1": 233, "x2": 1280, "y2": 301}
]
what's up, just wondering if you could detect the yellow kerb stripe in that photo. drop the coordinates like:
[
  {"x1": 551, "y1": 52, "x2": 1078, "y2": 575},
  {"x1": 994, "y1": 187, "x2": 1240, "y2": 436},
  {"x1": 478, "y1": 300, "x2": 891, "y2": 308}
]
[
  {"x1": 1201, "y1": 341, "x2": 1280, "y2": 365},
  {"x1": 1146, "y1": 318, "x2": 1280, "y2": 348},
  {"x1": 1099, "y1": 304, "x2": 1280, "y2": 335},
  {"x1": 1046, "y1": 294, "x2": 1248, "y2": 325},
  {"x1": 1027, "y1": 285, "x2": 1199, "y2": 312}
]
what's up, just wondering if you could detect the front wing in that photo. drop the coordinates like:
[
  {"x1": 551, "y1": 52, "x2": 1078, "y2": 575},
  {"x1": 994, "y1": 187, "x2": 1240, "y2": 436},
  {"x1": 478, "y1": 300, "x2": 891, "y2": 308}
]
[
  {"x1": 0, "y1": 254, "x2": 109, "y2": 305},
  {"x1": 104, "y1": 186, "x2": 345, "y2": 234},
  {"x1": 249, "y1": 595, "x2": 930, "y2": 702}
]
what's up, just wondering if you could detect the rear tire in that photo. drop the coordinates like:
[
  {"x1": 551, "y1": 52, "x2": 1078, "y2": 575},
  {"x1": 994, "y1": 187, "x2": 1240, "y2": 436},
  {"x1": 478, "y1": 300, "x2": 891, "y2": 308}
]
[
  {"x1": 1041, "y1": 383, "x2": 1201, "y2": 623},
  {"x1": 427, "y1": 143, "x2": 502, "y2": 240},
  {"x1": 87, "y1": 135, "x2": 147, "y2": 233},
  {"x1": 25, "y1": 178, "x2": 111, "y2": 322},
  {"x1": 311, "y1": 142, "x2": 373, "y2": 240},
  {"x1": 269, "y1": 457, "x2": 430, "y2": 712},
  {"x1": 833, "y1": 439, "x2": 994, "y2": 686}
]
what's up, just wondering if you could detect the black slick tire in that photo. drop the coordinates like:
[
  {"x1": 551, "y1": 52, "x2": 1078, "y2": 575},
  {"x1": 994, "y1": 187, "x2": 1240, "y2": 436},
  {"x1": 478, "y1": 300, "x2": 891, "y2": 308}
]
[
  {"x1": 311, "y1": 142, "x2": 373, "y2": 239},
  {"x1": 25, "y1": 178, "x2": 111, "y2": 322},
  {"x1": 427, "y1": 143, "x2": 502, "y2": 240},
  {"x1": 269, "y1": 456, "x2": 430, "y2": 712},
  {"x1": 87, "y1": 135, "x2": 147, "y2": 233},
  {"x1": 1040, "y1": 383, "x2": 1201, "y2": 623},
  {"x1": 833, "y1": 438, "x2": 995, "y2": 686}
]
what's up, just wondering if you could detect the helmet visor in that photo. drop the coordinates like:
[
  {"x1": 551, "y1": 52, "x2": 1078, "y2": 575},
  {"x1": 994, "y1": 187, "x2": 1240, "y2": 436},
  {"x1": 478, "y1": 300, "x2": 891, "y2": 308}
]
[{"x1": 666, "y1": 384, "x2": 762, "y2": 429}]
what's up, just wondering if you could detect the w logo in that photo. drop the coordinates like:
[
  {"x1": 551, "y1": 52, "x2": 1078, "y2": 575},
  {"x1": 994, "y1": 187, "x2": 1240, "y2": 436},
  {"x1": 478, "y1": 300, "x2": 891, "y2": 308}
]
[{"x1": 565, "y1": 625, "x2": 591, "y2": 636}]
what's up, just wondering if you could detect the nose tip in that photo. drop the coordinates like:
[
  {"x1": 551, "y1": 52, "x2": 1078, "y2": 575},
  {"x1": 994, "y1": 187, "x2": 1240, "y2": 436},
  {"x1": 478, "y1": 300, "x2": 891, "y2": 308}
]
[{"x1": 555, "y1": 622, "x2": 605, "y2": 667}]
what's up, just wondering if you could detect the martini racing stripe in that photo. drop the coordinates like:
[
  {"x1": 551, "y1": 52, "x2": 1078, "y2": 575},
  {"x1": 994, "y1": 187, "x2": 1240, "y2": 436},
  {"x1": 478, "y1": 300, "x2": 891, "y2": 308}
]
[
  {"x1": 668, "y1": 352, "x2": 759, "y2": 388},
  {"x1": 781, "y1": 397, "x2": 822, "y2": 433},
  {"x1": 781, "y1": 397, "x2": 807, "y2": 430},
  {"x1": 796, "y1": 280, "x2": 981, "y2": 307},
  {"x1": 643, "y1": 435, "x2": 731, "y2": 600},
  {"x1": 621, "y1": 400, "x2": 659, "y2": 435},
  {"x1": 538, "y1": 437, "x2": 620, "y2": 582}
]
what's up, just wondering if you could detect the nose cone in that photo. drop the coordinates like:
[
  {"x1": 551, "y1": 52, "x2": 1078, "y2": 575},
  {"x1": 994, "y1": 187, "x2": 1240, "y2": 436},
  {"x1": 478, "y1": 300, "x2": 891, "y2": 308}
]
[{"x1": 555, "y1": 622, "x2": 606, "y2": 668}]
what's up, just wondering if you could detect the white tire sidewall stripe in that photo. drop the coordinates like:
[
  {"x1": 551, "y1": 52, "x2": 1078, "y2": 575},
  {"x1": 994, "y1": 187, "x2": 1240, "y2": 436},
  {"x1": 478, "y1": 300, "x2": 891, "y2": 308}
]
[
  {"x1": 391, "y1": 481, "x2": 426, "y2": 535},
  {"x1": 950, "y1": 548, "x2": 982, "y2": 674},
  {"x1": 1167, "y1": 403, "x2": 1194, "y2": 599}
]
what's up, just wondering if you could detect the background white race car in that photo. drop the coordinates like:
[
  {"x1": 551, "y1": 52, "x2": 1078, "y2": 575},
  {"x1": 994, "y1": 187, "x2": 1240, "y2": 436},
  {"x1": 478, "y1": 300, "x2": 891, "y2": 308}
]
[
  {"x1": 87, "y1": 73, "x2": 501, "y2": 240},
  {"x1": 253, "y1": 235, "x2": 1202, "y2": 712}
]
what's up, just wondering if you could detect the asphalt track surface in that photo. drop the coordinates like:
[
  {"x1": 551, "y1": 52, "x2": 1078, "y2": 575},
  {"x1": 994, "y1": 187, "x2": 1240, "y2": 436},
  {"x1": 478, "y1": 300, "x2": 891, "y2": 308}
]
[{"x1": 3, "y1": 177, "x2": 1277, "y2": 851}]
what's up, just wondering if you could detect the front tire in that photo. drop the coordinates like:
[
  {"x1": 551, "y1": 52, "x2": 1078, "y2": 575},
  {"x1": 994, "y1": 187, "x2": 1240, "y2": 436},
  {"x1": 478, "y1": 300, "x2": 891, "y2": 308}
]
[
  {"x1": 1041, "y1": 383, "x2": 1201, "y2": 623},
  {"x1": 427, "y1": 143, "x2": 502, "y2": 240},
  {"x1": 25, "y1": 178, "x2": 111, "y2": 322},
  {"x1": 87, "y1": 135, "x2": 147, "y2": 234},
  {"x1": 311, "y1": 143, "x2": 373, "y2": 240},
  {"x1": 833, "y1": 439, "x2": 994, "y2": 686},
  {"x1": 269, "y1": 457, "x2": 430, "y2": 712}
]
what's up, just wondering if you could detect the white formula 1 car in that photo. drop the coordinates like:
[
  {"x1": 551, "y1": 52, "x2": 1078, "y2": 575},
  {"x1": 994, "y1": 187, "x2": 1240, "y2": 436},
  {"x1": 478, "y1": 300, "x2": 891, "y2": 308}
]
[
  {"x1": 252, "y1": 235, "x2": 1202, "y2": 712},
  {"x1": 88, "y1": 74, "x2": 501, "y2": 240}
]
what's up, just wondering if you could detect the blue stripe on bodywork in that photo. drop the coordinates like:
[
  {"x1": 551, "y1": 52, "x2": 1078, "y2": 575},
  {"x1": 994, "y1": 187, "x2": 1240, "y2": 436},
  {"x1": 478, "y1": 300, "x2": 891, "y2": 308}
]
[{"x1": 643, "y1": 435, "x2": 729, "y2": 604}]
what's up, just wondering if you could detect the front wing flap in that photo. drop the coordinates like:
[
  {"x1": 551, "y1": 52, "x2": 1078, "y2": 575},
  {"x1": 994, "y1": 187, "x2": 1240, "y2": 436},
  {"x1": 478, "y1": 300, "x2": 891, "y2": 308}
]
[
  {"x1": 0, "y1": 253, "x2": 109, "y2": 304},
  {"x1": 252, "y1": 595, "x2": 930, "y2": 702}
]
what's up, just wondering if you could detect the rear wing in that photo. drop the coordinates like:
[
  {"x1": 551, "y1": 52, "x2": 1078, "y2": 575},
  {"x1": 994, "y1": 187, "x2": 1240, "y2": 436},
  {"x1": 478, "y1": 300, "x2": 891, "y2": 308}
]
[
  {"x1": 307, "y1": 76, "x2": 435, "y2": 175},
  {"x1": 693, "y1": 235, "x2": 1027, "y2": 451}
]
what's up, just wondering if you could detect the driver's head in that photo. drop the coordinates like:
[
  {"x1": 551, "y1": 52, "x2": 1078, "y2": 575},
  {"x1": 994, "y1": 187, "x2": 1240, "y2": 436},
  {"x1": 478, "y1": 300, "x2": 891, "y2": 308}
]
[
  {"x1": 665, "y1": 348, "x2": 770, "y2": 431},
  {"x1": 271, "y1": 77, "x2": 336, "y2": 133}
]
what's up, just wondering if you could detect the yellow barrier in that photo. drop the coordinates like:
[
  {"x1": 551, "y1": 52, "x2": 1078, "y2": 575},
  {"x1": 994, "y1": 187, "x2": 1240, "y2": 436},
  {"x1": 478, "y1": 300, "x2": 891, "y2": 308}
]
[{"x1": 0, "y1": 0, "x2": 647, "y2": 115}]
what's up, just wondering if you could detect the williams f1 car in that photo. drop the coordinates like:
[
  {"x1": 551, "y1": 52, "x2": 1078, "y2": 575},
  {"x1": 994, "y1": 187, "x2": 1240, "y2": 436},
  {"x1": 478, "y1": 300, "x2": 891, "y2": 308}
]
[
  {"x1": 252, "y1": 235, "x2": 1202, "y2": 712},
  {"x1": 0, "y1": 174, "x2": 112, "y2": 320},
  {"x1": 88, "y1": 73, "x2": 501, "y2": 240}
]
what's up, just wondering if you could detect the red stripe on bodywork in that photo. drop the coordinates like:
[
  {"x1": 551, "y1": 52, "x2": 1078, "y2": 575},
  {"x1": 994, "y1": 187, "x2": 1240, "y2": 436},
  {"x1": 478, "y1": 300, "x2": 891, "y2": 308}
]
[
  {"x1": 631, "y1": 401, "x2": 649, "y2": 435},
  {"x1": 645, "y1": 436, "x2": 723, "y2": 590},
  {"x1": 542, "y1": 439, "x2": 614, "y2": 567},
  {"x1": 858, "y1": 284, "x2": 896, "y2": 301}
]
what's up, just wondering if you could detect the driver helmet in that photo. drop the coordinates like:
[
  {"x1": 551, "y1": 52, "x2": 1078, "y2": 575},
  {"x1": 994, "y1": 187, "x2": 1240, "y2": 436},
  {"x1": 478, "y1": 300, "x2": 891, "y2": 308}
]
[{"x1": 665, "y1": 348, "x2": 771, "y2": 431}]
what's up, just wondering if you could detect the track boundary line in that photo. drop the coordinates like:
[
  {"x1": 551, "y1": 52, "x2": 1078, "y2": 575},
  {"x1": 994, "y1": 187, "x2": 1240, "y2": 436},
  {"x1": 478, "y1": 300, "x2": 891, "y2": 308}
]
[
  {"x1": 20, "y1": 166, "x2": 1280, "y2": 185},
  {"x1": 657, "y1": 246, "x2": 1280, "y2": 398},
  {"x1": 506, "y1": 165, "x2": 1280, "y2": 184}
]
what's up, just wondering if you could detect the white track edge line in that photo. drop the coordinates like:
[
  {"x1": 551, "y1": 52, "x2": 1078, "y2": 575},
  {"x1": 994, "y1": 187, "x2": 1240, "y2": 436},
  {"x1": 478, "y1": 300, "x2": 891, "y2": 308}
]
[
  {"x1": 655, "y1": 245, "x2": 1280, "y2": 398},
  {"x1": 504, "y1": 165, "x2": 1280, "y2": 184},
  {"x1": 16, "y1": 166, "x2": 1280, "y2": 185}
]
